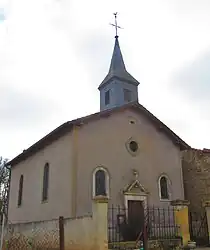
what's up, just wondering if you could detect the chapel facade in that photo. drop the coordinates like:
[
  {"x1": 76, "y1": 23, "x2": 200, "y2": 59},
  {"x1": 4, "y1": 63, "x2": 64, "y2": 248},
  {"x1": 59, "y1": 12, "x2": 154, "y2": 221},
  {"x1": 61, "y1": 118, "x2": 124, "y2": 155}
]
[{"x1": 7, "y1": 32, "x2": 189, "y2": 223}]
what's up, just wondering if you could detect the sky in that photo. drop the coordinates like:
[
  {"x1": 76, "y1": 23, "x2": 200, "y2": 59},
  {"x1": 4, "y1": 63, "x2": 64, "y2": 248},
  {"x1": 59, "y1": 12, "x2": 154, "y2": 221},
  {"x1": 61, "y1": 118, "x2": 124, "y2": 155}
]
[{"x1": 1, "y1": 0, "x2": 210, "y2": 160}]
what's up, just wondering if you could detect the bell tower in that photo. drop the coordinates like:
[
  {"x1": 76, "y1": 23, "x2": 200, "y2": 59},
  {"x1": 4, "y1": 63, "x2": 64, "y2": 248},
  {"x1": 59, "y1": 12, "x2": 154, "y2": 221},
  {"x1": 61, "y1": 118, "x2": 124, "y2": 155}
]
[{"x1": 98, "y1": 13, "x2": 140, "y2": 111}]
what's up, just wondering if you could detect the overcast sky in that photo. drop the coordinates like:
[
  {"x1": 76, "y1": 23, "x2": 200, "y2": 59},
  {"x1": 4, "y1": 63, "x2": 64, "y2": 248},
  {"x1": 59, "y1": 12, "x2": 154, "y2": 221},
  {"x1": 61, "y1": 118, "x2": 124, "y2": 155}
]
[{"x1": 1, "y1": 0, "x2": 210, "y2": 160}]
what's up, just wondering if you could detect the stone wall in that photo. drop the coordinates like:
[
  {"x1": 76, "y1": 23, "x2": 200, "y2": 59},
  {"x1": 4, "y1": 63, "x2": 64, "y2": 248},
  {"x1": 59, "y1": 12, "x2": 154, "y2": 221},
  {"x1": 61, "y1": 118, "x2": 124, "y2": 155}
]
[
  {"x1": 4, "y1": 216, "x2": 95, "y2": 250},
  {"x1": 182, "y1": 148, "x2": 210, "y2": 212},
  {"x1": 3, "y1": 197, "x2": 108, "y2": 250}
]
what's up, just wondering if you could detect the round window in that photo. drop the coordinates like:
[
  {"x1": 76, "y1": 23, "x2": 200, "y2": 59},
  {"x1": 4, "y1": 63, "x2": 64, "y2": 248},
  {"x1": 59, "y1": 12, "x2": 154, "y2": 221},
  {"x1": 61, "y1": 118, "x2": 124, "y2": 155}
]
[{"x1": 129, "y1": 141, "x2": 138, "y2": 152}]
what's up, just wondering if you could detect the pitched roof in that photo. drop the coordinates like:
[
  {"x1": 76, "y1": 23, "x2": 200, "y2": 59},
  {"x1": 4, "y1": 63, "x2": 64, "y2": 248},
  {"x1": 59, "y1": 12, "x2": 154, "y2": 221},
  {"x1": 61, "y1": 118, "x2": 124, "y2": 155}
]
[
  {"x1": 6, "y1": 102, "x2": 190, "y2": 167},
  {"x1": 98, "y1": 37, "x2": 140, "y2": 90}
]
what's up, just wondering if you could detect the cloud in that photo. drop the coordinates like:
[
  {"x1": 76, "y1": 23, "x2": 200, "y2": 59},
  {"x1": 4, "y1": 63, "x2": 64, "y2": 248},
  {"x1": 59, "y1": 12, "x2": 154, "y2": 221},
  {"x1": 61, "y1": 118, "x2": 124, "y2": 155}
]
[
  {"x1": 173, "y1": 50, "x2": 210, "y2": 101},
  {"x1": 168, "y1": 50, "x2": 210, "y2": 148},
  {"x1": 0, "y1": 85, "x2": 58, "y2": 129},
  {"x1": 171, "y1": 50, "x2": 210, "y2": 123},
  {"x1": 74, "y1": 31, "x2": 112, "y2": 86}
]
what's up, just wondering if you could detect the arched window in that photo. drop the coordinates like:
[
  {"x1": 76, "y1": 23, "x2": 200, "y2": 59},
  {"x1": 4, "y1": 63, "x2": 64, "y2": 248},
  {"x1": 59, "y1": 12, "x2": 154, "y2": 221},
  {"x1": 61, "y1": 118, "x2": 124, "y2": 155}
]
[
  {"x1": 42, "y1": 163, "x2": 49, "y2": 202},
  {"x1": 93, "y1": 167, "x2": 109, "y2": 197},
  {"x1": 159, "y1": 175, "x2": 170, "y2": 200},
  {"x1": 18, "y1": 175, "x2": 24, "y2": 206}
]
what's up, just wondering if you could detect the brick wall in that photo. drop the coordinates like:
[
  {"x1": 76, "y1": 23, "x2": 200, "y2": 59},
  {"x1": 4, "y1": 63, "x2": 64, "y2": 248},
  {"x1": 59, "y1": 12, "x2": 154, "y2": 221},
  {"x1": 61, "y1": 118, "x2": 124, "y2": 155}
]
[{"x1": 182, "y1": 149, "x2": 210, "y2": 212}]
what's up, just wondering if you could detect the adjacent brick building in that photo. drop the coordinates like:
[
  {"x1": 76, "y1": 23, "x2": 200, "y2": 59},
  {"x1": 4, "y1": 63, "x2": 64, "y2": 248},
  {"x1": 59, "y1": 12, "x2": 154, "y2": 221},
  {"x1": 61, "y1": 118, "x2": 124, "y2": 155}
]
[{"x1": 182, "y1": 148, "x2": 210, "y2": 212}]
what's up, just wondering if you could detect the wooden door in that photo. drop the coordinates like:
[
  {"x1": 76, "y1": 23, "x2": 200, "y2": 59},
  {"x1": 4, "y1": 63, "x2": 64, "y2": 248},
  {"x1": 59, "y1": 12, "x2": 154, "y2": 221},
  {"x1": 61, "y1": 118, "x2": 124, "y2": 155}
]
[{"x1": 127, "y1": 200, "x2": 144, "y2": 241}]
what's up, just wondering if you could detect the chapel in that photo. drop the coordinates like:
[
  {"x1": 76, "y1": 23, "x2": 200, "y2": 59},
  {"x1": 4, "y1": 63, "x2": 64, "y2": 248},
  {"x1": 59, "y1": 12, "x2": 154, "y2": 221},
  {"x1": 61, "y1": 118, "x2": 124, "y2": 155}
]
[{"x1": 7, "y1": 16, "x2": 189, "y2": 224}]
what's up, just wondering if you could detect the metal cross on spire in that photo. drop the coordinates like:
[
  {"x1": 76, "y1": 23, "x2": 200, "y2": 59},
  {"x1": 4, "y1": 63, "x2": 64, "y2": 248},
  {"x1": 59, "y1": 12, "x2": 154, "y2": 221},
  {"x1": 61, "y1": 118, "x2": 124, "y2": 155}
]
[{"x1": 110, "y1": 12, "x2": 123, "y2": 38}]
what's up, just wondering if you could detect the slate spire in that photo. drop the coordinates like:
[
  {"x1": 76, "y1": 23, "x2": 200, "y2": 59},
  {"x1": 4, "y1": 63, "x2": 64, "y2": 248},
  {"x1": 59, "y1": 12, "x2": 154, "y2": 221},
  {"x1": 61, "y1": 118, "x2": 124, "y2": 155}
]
[
  {"x1": 98, "y1": 36, "x2": 140, "y2": 89},
  {"x1": 108, "y1": 36, "x2": 126, "y2": 73}
]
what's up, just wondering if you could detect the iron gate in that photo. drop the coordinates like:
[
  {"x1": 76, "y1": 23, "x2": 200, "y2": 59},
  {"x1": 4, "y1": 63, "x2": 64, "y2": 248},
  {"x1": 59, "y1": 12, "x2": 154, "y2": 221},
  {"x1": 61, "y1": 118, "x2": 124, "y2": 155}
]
[
  {"x1": 108, "y1": 205, "x2": 180, "y2": 249},
  {"x1": 189, "y1": 210, "x2": 209, "y2": 246}
]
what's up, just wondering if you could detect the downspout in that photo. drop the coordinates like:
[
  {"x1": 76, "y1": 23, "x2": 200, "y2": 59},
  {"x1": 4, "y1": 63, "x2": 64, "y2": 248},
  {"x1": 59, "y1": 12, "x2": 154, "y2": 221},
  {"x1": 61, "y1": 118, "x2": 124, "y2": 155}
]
[{"x1": 71, "y1": 125, "x2": 78, "y2": 217}]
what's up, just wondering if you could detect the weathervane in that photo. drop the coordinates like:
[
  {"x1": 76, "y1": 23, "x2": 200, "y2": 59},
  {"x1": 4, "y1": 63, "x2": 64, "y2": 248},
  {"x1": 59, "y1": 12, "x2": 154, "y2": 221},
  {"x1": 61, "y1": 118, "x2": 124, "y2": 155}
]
[{"x1": 110, "y1": 12, "x2": 123, "y2": 38}]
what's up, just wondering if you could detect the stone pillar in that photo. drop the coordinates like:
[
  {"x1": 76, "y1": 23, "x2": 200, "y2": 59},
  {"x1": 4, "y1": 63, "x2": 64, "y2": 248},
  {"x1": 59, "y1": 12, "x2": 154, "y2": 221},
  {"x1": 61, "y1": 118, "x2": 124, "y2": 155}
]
[
  {"x1": 171, "y1": 199, "x2": 190, "y2": 247},
  {"x1": 92, "y1": 195, "x2": 108, "y2": 250},
  {"x1": 203, "y1": 200, "x2": 210, "y2": 244}
]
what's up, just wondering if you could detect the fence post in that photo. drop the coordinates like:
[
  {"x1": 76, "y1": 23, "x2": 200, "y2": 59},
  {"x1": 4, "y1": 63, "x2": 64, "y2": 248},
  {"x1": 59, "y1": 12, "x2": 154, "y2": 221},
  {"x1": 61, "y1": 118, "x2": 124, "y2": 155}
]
[
  {"x1": 203, "y1": 201, "x2": 210, "y2": 245},
  {"x1": 92, "y1": 195, "x2": 108, "y2": 250},
  {"x1": 59, "y1": 216, "x2": 65, "y2": 250},
  {"x1": 171, "y1": 199, "x2": 190, "y2": 247},
  {"x1": 143, "y1": 222, "x2": 148, "y2": 250}
]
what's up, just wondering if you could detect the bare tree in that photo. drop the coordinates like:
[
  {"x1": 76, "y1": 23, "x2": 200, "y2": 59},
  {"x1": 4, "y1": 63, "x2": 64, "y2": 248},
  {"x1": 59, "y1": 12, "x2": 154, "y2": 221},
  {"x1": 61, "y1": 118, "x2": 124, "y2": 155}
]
[{"x1": 0, "y1": 157, "x2": 10, "y2": 216}]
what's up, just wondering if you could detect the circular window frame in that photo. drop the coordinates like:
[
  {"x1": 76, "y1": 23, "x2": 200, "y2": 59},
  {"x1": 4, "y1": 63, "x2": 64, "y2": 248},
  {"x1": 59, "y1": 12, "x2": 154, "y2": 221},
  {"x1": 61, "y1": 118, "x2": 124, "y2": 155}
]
[{"x1": 125, "y1": 137, "x2": 139, "y2": 156}]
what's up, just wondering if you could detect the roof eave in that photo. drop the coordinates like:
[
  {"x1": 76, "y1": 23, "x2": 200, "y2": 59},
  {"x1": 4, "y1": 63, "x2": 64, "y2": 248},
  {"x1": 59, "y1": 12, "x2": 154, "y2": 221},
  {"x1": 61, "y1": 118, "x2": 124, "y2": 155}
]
[
  {"x1": 6, "y1": 121, "x2": 73, "y2": 167},
  {"x1": 98, "y1": 75, "x2": 140, "y2": 90}
]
